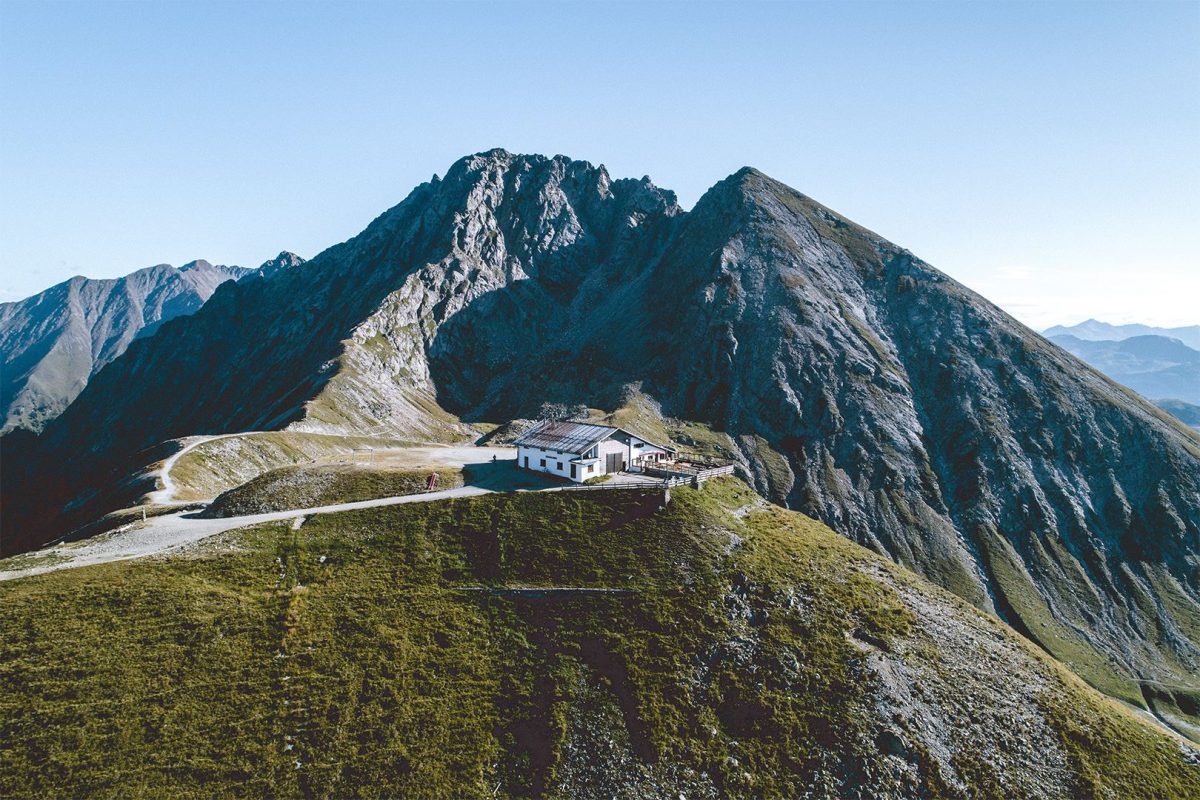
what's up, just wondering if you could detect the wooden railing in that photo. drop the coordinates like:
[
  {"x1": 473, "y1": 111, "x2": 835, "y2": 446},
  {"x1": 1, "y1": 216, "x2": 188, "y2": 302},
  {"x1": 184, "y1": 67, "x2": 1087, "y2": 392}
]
[
  {"x1": 640, "y1": 463, "x2": 736, "y2": 482},
  {"x1": 561, "y1": 475, "x2": 692, "y2": 492}
]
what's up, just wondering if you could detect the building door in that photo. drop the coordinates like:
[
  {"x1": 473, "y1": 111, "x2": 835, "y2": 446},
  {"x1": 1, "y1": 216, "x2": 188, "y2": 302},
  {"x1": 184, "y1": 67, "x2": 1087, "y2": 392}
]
[
  {"x1": 570, "y1": 464, "x2": 577, "y2": 480},
  {"x1": 606, "y1": 453, "x2": 625, "y2": 474},
  {"x1": 524, "y1": 456, "x2": 529, "y2": 469}
]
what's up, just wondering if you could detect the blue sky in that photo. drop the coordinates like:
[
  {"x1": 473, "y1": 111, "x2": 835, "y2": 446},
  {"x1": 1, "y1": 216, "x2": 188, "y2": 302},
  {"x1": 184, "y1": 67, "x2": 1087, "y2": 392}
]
[{"x1": 1, "y1": 0, "x2": 1196, "y2": 328}]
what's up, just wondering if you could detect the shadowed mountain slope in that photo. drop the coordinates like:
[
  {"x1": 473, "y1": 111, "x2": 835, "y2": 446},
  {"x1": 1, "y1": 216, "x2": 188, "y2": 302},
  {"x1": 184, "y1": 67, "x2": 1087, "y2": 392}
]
[
  {"x1": 613, "y1": 169, "x2": 1200, "y2": 705},
  {"x1": 5, "y1": 151, "x2": 1199, "y2": 719},
  {"x1": 0, "y1": 258, "x2": 273, "y2": 433}
]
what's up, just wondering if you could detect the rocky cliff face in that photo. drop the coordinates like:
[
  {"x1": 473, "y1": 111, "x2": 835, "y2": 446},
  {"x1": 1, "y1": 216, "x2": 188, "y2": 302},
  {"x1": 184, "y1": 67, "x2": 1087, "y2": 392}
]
[
  {"x1": 252, "y1": 251, "x2": 307, "y2": 281},
  {"x1": 0, "y1": 259, "x2": 256, "y2": 432},
  {"x1": 7, "y1": 150, "x2": 1199, "y2": 710},
  {"x1": 16, "y1": 152, "x2": 677, "y2": 463},
  {"x1": 622, "y1": 170, "x2": 1200, "y2": 702}
]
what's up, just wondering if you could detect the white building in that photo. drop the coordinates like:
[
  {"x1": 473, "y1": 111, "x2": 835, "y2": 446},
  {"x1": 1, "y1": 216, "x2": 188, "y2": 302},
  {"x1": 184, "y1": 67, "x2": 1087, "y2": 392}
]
[{"x1": 513, "y1": 420, "x2": 674, "y2": 483}]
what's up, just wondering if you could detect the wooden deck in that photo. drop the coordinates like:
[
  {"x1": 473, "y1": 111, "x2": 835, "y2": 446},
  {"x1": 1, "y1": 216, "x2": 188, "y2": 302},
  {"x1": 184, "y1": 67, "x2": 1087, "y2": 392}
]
[{"x1": 640, "y1": 462, "x2": 736, "y2": 482}]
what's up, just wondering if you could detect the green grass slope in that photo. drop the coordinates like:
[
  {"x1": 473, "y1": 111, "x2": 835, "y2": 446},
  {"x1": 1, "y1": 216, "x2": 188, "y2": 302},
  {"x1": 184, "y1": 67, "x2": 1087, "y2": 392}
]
[
  {"x1": 202, "y1": 465, "x2": 462, "y2": 517},
  {"x1": 2, "y1": 480, "x2": 1196, "y2": 799}
]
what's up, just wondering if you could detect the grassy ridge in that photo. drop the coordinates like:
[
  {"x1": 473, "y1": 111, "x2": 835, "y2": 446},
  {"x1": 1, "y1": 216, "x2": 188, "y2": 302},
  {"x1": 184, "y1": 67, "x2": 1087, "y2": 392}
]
[
  {"x1": 203, "y1": 465, "x2": 462, "y2": 517},
  {"x1": 2, "y1": 480, "x2": 1196, "y2": 798}
]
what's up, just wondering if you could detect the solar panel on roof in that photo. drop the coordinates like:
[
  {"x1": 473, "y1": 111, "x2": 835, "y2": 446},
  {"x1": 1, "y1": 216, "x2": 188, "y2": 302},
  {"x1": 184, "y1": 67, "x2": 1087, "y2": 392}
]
[{"x1": 513, "y1": 420, "x2": 617, "y2": 454}]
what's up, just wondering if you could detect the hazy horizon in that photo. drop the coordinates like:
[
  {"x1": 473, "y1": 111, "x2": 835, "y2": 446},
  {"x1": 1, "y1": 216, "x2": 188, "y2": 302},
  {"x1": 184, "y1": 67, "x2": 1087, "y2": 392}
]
[{"x1": 2, "y1": 0, "x2": 1197, "y2": 330}]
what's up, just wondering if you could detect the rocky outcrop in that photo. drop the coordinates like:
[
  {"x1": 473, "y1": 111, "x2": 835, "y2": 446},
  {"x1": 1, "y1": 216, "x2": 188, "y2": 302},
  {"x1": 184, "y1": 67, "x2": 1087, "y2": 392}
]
[
  {"x1": 7, "y1": 150, "x2": 1199, "y2": 714},
  {"x1": 252, "y1": 251, "x2": 306, "y2": 281}
]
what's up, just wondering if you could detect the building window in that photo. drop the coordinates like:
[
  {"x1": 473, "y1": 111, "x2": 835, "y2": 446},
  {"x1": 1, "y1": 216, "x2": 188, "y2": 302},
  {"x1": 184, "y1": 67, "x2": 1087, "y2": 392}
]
[
  {"x1": 587, "y1": 464, "x2": 594, "y2": 473},
  {"x1": 540, "y1": 459, "x2": 546, "y2": 467}
]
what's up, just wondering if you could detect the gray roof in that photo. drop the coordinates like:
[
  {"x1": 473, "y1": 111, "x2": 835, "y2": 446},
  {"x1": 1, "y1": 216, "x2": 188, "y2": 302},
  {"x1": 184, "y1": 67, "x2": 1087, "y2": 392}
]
[
  {"x1": 513, "y1": 419, "x2": 675, "y2": 455},
  {"x1": 513, "y1": 420, "x2": 617, "y2": 454}
]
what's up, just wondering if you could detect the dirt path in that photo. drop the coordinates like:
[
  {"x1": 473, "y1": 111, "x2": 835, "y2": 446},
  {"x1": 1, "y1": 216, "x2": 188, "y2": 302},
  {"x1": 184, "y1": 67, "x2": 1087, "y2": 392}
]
[
  {"x1": 0, "y1": 437, "x2": 684, "y2": 583},
  {"x1": 146, "y1": 432, "x2": 263, "y2": 505},
  {"x1": 0, "y1": 483, "x2": 496, "y2": 582},
  {"x1": 146, "y1": 435, "x2": 521, "y2": 505},
  {"x1": 0, "y1": 443, "x2": 565, "y2": 583}
]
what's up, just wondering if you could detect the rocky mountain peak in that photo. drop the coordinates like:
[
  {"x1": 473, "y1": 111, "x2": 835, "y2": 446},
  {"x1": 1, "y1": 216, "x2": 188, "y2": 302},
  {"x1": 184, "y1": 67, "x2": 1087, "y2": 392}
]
[
  {"x1": 689, "y1": 165, "x2": 822, "y2": 235},
  {"x1": 441, "y1": 149, "x2": 681, "y2": 216},
  {"x1": 6, "y1": 152, "x2": 1199, "y2": 733},
  {"x1": 255, "y1": 251, "x2": 306, "y2": 280}
]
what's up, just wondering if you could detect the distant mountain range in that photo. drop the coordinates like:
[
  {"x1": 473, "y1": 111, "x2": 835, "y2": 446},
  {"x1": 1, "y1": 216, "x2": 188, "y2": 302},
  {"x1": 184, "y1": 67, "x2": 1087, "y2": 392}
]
[
  {"x1": 1044, "y1": 327, "x2": 1200, "y2": 414},
  {"x1": 5, "y1": 149, "x2": 1198, "y2": 725},
  {"x1": 1045, "y1": 319, "x2": 1200, "y2": 350},
  {"x1": 1157, "y1": 398, "x2": 1200, "y2": 428},
  {"x1": 0, "y1": 253, "x2": 303, "y2": 433}
]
